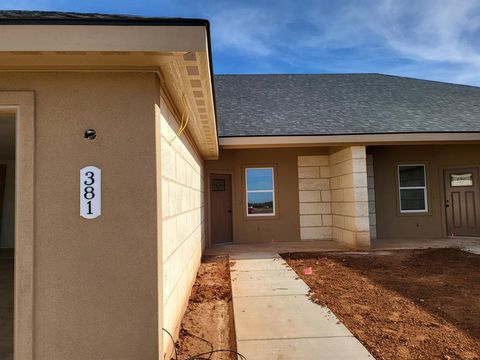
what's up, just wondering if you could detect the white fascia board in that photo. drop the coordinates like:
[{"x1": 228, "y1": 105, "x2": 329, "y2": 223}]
[
  {"x1": 219, "y1": 133, "x2": 480, "y2": 148},
  {"x1": 0, "y1": 25, "x2": 207, "y2": 52}
]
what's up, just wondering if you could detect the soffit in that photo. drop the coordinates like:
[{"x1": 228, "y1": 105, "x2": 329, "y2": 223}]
[{"x1": 0, "y1": 25, "x2": 218, "y2": 158}]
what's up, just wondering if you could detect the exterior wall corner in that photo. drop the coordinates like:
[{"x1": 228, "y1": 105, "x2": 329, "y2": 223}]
[{"x1": 329, "y1": 146, "x2": 371, "y2": 249}]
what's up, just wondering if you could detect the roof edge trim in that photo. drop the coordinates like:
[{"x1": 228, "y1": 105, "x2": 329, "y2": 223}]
[
  {"x1": 219, "y1": 133, "x2": 480, "y2": 148},
  {"x1": 0, "y1": 11, "x2": 209, "y2": 27}
]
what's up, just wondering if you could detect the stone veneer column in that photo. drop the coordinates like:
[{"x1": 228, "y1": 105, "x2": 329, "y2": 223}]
[
  {"x1": 297, "y1": 155, "x2": 333, "y2": 240},
  {"x1": 366, "y1": 154, "x2": 377, "y2": 240},
  {"x1": 329, "y1": 146, "x2": 371, "y2": 248}
]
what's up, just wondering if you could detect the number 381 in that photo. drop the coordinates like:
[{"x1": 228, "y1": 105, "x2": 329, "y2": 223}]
[{"x1": 84, "y1": 171, "x2": 95, "y2": 214}]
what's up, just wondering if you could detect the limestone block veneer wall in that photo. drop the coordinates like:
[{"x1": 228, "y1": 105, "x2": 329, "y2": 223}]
[
  {"x1": 330, "y1": 146, "x2": 371, "y2": 248},
  {"x1": 160, "y1": 93, "x2": 205, "y2": 355},
  {"x1": 298, "y1": 156, "x2": 332, "y2": 240}
]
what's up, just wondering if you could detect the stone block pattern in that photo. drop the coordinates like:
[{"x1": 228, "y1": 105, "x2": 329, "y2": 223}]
[
  {"x1": 298, "y1": 156, "x2": 332, "y2": 240},
  {"x1": 367, "y1": 154, "x2": 377, "y2": 240},
  {"x1": 160, "y1": 100, "x2": 205, "y2": 352},
  {"x1": 329, "y1": 147, "x2": 371, "y2": 248}
]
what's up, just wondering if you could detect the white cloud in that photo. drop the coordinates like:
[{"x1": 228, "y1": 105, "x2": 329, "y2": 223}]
[
  {"x1": 372, "y1": 0, "x2": 480, "y2": 84},
  {"x1": 2, "y1": 0, "x2": 480, "y2": 85},
  {"x1": 208, "y1": 6, "x2": 283, "y2": 56},
  {"x1": 205, "y1": 0, "x2": 480, "y2": 84},
  {"x1": 367, "y1": 0, "x2": 480, "y2": 64}
]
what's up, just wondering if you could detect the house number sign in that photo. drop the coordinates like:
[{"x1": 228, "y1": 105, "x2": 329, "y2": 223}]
[{"x1": 80, "y1": 166, "x2": 101, "y2": 219}]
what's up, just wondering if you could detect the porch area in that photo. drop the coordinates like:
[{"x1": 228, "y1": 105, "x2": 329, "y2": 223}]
[
  {"x1": 372, "y1": 236, "x2": 480, "y2": 254},
  {"x1": 205, "y1": 236, "x2": 480, "y2": 256},
  {"x1": 206, "y1": 240, "x2": 348, "y2": 256}
]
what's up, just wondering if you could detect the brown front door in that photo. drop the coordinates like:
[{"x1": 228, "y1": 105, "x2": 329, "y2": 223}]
[
  {"x1": 210, "y1": 174, "x2": 233, "y2": 245},
  {"x1": 445, "y1": 168, "x2": 480, "y2": 237}
]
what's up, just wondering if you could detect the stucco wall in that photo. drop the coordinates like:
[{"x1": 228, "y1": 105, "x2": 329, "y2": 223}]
[
  {"x1": 0, "y1": 72, "x2": 161, "y2": 360},
  {"x1": 371, "y1": 144, "x2": 480, "y2": 240},
  {"x1": 205, "y1": 147, "x2": 329, "y2": 244},
  {"x1": 330, "y1": 146, "x2": 370, "y2": 248},
  {"x1": 160, "y1": 93, "x2": 204, "y2": 355}
]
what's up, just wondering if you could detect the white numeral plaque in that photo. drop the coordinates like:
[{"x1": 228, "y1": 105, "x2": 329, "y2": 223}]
[{"x1": 80, "y1": 166, "x2": 101, "y2": 219}]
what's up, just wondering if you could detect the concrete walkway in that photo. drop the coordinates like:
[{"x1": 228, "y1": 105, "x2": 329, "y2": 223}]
[{"x1": 230, "y1": 252, "x2": 373, "y2": 360}]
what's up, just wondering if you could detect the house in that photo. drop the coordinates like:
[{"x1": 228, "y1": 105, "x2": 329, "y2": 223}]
[
  {"x1": 207, "y1": 74, "x2": 480, "y2": 247},
  {"x1": 0, "y1": 10, "x2": 215, "y2": 360},
  {"x1": 0, "y1": 10, "x2": 479, "y2": 360}
]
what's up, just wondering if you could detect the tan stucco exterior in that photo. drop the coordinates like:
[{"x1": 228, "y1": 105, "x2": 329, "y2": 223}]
[
  {"x1": 0, "y1": 91, "x2": 35, "y2": 360},
  {"x1": 206, "y1": 147, "x2": 372, "y2": 247},
  {"x1": 207, "y1": 143, "x2": 480, "y2": 248},
  {"x1": 0, "y1": 19, "x2": 217, "y2": 360},
  {"x1": 0, "y1": 24, "x2": 218, "y2": 159},
  {"x1": 205, "y1": 147, "x2": 330, "y2": 244},
  {"x1": 1, "y1": 73, "x2": 163, "y2": 360},
  {"x1": 371, "y1": 144, "x2": 480, "y2": 240}
]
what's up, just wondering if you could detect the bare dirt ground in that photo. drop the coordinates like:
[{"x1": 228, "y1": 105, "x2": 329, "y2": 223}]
[
  {"x1": 173, "y1": 255, "x2": 237, "y2": 360},
  {"x1": 283, "y1": 248, "x2": 480, "y2": 360}
]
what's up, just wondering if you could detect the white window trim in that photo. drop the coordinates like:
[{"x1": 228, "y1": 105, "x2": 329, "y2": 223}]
[
  {"x1": 245, "y1": 167, "x2": 276, "y2": 217},
  {"x1": 398, "y1": 164, "x2": 428, "y2": 213}
]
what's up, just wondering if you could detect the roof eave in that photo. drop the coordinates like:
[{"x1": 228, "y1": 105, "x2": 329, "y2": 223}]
[{"x1": 219, "y1": 133, "x2": 480, "y2": 148}]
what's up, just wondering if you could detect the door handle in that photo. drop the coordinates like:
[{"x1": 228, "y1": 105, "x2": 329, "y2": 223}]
[{"x1": 227, "y1": 209, "x2": 232, "y2": 213}]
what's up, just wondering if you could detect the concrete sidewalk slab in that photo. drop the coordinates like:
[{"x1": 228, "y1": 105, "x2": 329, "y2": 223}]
[
  {"x1": 232, "y1": 268, "x2": 295, "y2": 281},
  {"x1": 230, "y1": 252, "x2": 373, "y2": 359},
  {"x1": 238, "y1": 337, "x2": 373, "y2": 360},
  {"x1": 232, "y1": 277, "x2": 309, "y2": 297},
  {"x1": 234, "y1": 295, "x2": 352, "y2": 340},
  {"x1": 231, "y1": 255, "x2": 286, "y2": 271}
]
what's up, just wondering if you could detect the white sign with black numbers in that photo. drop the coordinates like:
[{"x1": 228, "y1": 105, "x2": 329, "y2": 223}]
[{"x1": 80, "y1": 166, "x2": 101, "y2": 219}]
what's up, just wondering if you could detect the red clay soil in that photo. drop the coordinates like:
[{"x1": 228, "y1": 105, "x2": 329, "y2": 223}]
[
  {"x1": 283, "y1": 248, "x2": 480, "y2": 360},
  {"x1": 173, "y1": 255, "x2": 237, "y2": 360}
]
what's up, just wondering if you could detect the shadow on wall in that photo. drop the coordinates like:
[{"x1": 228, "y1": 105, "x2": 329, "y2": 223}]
[
  {"x1": 0, "y1": 161, "x2": 15, "y2": 249},
  {"x1": 0, "y1": 251, "x2": 14, "y2": 359}
]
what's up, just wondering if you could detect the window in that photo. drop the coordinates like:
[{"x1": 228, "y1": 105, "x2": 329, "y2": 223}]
[
  {"x1": 245, "y1": 167, "x2": 275, "y2": 216},
  {"x1": 398, "y1": 164, "x2": 427, "y2": 213}
]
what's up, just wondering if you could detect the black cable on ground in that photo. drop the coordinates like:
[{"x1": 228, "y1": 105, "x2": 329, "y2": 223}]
[
  {"x1": 186, "y1": 349, "x2": 247, "y2": 360},
  {"x1": 180, "y1": 330, "x2": 214, "y2": 359},
  {"x1": 162, "y1": 328, "x2": 247, "y2": 360},
  {"x1": 163, "y1": 328, "x2": 178, "y2": 360}
]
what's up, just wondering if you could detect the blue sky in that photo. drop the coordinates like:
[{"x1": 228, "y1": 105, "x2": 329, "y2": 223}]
[{"x1": 1, "y1": 0, "x2": 480, "y2": 86}]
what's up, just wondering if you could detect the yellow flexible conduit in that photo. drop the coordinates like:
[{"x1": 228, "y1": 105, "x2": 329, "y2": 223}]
[{"x1": 169, "y1": 94, "x2": 190, "y2": 144}]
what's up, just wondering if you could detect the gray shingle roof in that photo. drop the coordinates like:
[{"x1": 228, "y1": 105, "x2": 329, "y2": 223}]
[
  {"x1": 0, "y1": 10, "x2": 207, "y2": 26},
  {"x1": 214, "y1": 74, "x2": 480, "y2": 137}
]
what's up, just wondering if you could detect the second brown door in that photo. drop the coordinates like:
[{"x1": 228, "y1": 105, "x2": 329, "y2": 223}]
[
  {"x1": 445, "y1": 167, "x2": 480, "y2": 237},
  {"x1": 210, "y1": 173, "x2": 233, "y2": 245}
]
